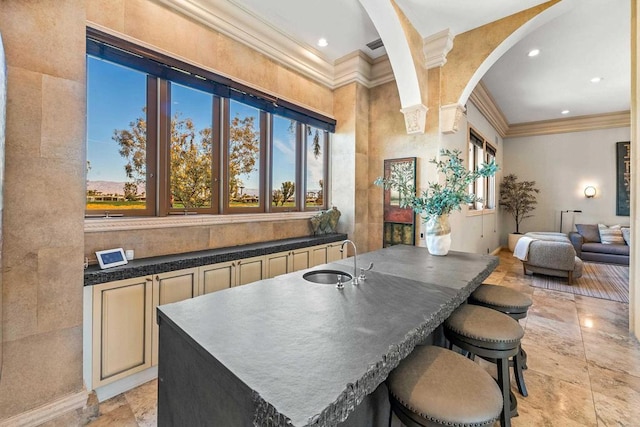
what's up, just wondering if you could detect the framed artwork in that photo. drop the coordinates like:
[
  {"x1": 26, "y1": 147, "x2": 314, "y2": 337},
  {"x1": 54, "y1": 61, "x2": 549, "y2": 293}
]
[
  {"x1": 382, "y1": 157, "x2": 416, "y2": 247},
  {"x1": 616, "y1": 141, "x2": 630, "y2": 216}
]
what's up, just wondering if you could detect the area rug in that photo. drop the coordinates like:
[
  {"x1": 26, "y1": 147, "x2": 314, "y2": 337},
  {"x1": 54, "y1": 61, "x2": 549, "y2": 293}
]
[{"x1": 530, "y1": 262, "x2": 629, "y2": 303}]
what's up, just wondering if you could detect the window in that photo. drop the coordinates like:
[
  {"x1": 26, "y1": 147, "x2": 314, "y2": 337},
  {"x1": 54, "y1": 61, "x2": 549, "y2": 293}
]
[
  {"x1": 86, "y1": 57, "x2": 156, "y2": 216},
  {"x1": 305, "y1": 126, "x2": 328, "y2": 208},
  {"x1": 85, "y1": 29, "x2": 334, "y2": 217},
  {"x1": 271, "y1": 116, "x2": 300, "y2": 210},
  {"x1": 468, "y1": 128, "x2": 497, "y2": 210},
  {"x1": 224, "y1": 100, "x2": 264, "y2": 211}
]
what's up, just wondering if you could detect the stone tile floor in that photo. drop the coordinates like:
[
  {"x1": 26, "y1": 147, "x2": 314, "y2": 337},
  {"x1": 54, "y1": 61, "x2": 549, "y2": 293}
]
[{"x1": 84, "y1": 250, "x2": 640, "y2": 426}]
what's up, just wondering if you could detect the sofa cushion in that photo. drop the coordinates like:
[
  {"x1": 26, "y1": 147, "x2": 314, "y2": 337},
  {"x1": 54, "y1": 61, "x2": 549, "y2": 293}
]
[
  {"x1": 598, "y1": 224, "x2": 625, "y2": 245},
  {"x1": 582, "y1": 242, "x2": 629, "y2": 256},
  {"x1": 576, "y1": 224, "x2": 601, "y2": 243},
  {"x1": 622, "y1": 227, "x2": 631, "y2": 246}
]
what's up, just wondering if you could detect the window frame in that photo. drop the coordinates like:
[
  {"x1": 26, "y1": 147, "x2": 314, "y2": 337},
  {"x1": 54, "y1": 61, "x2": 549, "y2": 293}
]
[
  {"x1": 269, "y1": 116, "x2": 302, "y2": 213},
  {"x1": 85, "y1": 28, "x2": 333, "y2": 218},
  {"x1": 468, "y1": 126, "x2": 497, "y2": 212}
]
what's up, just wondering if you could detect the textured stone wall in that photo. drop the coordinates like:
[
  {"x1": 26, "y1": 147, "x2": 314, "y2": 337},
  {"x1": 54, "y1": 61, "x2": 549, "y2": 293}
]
[{"x1": 0, "y1": 0, "x2": 86, "y2": 418}]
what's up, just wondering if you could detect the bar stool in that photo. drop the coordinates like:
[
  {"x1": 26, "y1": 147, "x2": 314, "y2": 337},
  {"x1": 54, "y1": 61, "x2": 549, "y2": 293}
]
[
  {"x1": 387, "y1": 345, "x2": 503, "y2": 427},
  {"x1": 444, "y1": 304, "x2": 524, "y2": 427},
  {"x1": 469, "y1": 284, "x2": 532, "y2": 397}
]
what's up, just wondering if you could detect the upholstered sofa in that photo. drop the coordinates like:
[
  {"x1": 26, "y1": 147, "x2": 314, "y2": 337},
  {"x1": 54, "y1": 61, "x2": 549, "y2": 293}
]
[
  {"x1": 568, "y1": 224, "x2": 630, "y2": 265},
  {"x1": 515, "y1": 232, "x2": 583, "y2": 284}
]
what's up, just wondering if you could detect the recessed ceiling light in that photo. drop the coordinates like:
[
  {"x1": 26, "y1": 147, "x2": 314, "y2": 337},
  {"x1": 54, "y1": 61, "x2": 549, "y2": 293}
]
[
  {"x1": 590, "y1": 77, "x2": 603, "y2": 83},
  {"x1": 527, "y1": 49, "x2": 540, "y2": 57},
  {"x1": 317, "y1": 38, "x2": 328, "y2": 47},
  {"x1": 561, "y1": 110, "x2": 570, "y2": 115}
]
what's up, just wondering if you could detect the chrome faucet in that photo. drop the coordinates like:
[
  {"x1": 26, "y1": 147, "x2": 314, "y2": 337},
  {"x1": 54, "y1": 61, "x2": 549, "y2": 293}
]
[{"x1": 340, "y1": 240, "x2": 358, "y2": 285}]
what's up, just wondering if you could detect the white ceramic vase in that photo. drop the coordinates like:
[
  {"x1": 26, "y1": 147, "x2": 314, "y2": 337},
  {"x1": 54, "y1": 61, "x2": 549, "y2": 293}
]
[{"x1": 425, "y1": 214, "x2": 452, "y2": 256}]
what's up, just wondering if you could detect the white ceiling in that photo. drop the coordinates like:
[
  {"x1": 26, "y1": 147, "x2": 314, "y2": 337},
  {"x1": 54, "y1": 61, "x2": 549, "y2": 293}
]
[{"x1": 200, "y1": 0, "x2": 631, "y2": 125}]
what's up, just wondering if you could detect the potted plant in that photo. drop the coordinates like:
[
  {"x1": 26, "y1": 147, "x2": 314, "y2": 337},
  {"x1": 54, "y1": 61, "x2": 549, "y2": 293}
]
[
  {"x1": 375, "y1": 149, "x2": 498, "y2": 255},
  {"x1": 498, "y1": 174, "x2": 540, "y2": 251}
]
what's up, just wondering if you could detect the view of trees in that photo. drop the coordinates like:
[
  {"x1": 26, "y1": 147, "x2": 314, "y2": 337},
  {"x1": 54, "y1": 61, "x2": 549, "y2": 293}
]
[
  {"x1": 272, "y1": 181, "x2": 295, "y2": 206},
  {"x1": 109, "y1": 108, "x2": 260, "y2": 209}
]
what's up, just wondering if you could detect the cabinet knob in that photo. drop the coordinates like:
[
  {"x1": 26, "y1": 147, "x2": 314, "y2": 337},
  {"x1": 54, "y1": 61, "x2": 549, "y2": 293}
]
[
  {"x1": 156, "y1": 275, "x2": 160, "y2": 281},
  {"x1": 146, "y1": 277, "x2": 152, "y2": 282}
]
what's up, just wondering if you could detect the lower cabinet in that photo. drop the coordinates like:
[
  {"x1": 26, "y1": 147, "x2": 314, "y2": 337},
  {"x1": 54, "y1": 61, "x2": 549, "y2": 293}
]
[
  {"x1": 151, "y1": 268, "x2": 199, "y2": 366},
  {"x1": 88, "y1": 241, "x2": 344, "y2": 393},
  {"x1": 91, "y1": 276, "x2": 153, "y2": 388},
  {"x1": 92, "y1": 268, "x2": 198, "y2": 388}
]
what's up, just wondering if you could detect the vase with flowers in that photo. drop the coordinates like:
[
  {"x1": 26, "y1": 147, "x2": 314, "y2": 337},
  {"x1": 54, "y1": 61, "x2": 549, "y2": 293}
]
[{"x1": 375, "y1": 149, "x2": 498, "y2": 255}]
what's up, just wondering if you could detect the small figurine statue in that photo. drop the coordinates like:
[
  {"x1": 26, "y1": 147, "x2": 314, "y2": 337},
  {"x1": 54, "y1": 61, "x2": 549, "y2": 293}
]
[{"x1": 310, "y1": 206, "x2": 341, "y2": 235}]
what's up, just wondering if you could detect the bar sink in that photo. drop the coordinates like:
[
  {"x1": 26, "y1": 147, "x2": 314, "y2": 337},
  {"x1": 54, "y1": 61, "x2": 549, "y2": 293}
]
[{"x1": 303, "y1": 270, "x2": 352, "y2": 285}]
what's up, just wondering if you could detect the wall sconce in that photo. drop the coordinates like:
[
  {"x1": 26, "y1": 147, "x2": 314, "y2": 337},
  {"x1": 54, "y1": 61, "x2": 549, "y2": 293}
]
[{"x1": 584, "y1": 186, "x2": 596, "y2": 198}]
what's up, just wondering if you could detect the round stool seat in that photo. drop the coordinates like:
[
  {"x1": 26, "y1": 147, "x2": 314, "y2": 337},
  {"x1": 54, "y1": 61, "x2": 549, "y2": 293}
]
[
  {"x1": 388, "y1": 346, "x2": 503, "y2": 427},
  {"x1": 445, "y1": 304, "x2": 524, "y2": 352},
  {"x1": 470, "y1": 284, "x2": 532, "y2": 320}
]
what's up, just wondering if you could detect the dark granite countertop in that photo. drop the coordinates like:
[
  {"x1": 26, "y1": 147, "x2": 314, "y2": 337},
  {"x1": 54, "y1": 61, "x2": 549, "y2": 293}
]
[
  {"x1": 84, "y1": 233, "x2": 347, "y2": 286},
  {"x1": 157, "y1": 245, "x2": 498, "y2": 426}
]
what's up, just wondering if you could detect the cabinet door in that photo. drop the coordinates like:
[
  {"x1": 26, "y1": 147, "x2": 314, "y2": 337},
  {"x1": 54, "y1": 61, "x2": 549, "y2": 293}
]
[
  {"x1": 200, "y1": 261, "x2": 235, "y2": 295},
  {"x1": 152, "y1": 268, "x2": 198, "y2": 365},
  {"x1": 236, "y1": 256, "x2": 265, "y2": 286},
  {"x1": 92, "y1": 277, "x2": 152, "y2": 388},
  {"x1": 265, "y1": 251, "x2": 290, "y2": 278},
  {"x1": 310, "y1": 245, "x2": 328, "y2": 267},
  {"x1": 290, "y1": 248, "x2": 310, "y2": 272},
  {"x1": 326, "y1": 242, "x2": 345, "y2": 262}
]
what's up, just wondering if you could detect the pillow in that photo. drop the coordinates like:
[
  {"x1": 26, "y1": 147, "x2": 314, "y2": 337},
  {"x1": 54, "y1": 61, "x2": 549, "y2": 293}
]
[
  {"x1": 576, "y1": 224, "x2": 600, "y2": 243},
  {"x1": 622, "y1": 227, "x2": 631, "y2": 246},
  {"x1": 598, "y1": 224, "x2": 625, "y2": 245}
]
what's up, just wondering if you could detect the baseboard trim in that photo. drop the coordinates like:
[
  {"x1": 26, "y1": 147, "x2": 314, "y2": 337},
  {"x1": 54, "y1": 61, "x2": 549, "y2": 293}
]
[
  {"x1": 491, "y1": 247, "x2": 505, "y2": 256},
  {"x1": 95, "y1": 366, "x2": 158, "y2": 402},
  {"x1": 0, "y1": 390, "x2": 88, "y2": 427}
]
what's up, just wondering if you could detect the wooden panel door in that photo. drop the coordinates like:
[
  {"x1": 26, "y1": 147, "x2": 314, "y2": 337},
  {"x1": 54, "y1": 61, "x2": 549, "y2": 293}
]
[
  {"x1": 326, "y1": 242, "x2": 345, "y2": 263},
  {"x1": 236, "y1": 256, "x2": 265, "y2": 286},
  {"x1": 310, "y1": 245, "x2": 327, "y2": 267},
  {"x1": 152, "y1": 268, "x2": 198, "y2": 365},
  {"x1": 200, "y1": 261, "x2": 235, "y2": 295},
  {"x1": 290, "y1": 248, "x2": 310, "y2": 272},
  {"x1": 92, "y1": 276, "x2": 152, "y2": 387},
  {"x1": 265, "y1": 251, "x2": 290, "y2": 278}
]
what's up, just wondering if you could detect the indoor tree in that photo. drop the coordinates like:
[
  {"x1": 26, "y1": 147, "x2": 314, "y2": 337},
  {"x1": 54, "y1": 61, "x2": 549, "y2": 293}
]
[{"x1": 499, "y1": 173, "x2": 540, "y2": 234}]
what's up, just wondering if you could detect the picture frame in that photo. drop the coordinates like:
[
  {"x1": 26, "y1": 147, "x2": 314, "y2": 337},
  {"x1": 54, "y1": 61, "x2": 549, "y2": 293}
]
[
  {"x1": 616, "y1": 141, "x2": 630, "y2": 216},
  {"x1": 382, "y1": 157, "x2": 416, "y2": 247},
  {"x1": 95, "y1": 248, "x2": 129, "y2": 269}
]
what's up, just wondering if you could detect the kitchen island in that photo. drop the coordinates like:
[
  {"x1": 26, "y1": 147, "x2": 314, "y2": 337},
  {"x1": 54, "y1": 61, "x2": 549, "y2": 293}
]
[{"x1": 156, "y1": 244, "x2": 498, "y2": 426}]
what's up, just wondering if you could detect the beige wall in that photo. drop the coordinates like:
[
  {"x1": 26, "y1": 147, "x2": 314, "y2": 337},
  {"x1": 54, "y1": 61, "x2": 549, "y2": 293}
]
[
  {"x1": 502, "y1": 126, "x2": 632, "y2": 242},
  {"x1": 0, "y1": 0, "x2": 337, "y2": 420},
  {"x1": 83, "y1": 0, "x2": 337, "y2": 260},
  {"x1": 0, "y1": 0, "x2": 86, "y2": 418}
]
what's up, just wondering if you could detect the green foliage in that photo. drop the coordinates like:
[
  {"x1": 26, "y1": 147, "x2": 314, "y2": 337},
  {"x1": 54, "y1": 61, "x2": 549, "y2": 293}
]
[
  {"x1": 374, "y1": 149, "x2": 498, "y2": 221},
  {"x1": 272, "y1": 181, "x2": 295, "y2": 206},
  {"x1": 111, "y1": 108, "x2": 260, "y2": 209},
  {"x1": 499, "y1": 174, "x2": 539, "y2": 233}
]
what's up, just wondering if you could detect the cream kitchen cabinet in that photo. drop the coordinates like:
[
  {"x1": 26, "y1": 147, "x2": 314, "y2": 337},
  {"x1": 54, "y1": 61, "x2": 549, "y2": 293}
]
[
  {"x1": 264, "y1": 243, "x2": 346, "y2": 279},
  {"x1": 326, "y1": 241, "x2": 345, "y2": 263},
  {"x1": 91, "y1": 276, "x2": 153, "y2": 388},
  {"x1": 199, "y1": 255, "x2": 266, "y2": 295},
  {"x1": 86, "y1": 239, "x2": 345, "y2": 399},
  {"x1": 151, "y1": 268, "x2": 199, "y2": 366},
  {"x1": 91, "y1": 268, "x2": 198, "y2": 388}
]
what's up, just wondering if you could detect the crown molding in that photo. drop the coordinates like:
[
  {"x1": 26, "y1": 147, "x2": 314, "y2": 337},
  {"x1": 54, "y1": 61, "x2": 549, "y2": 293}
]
[
  {"x1": 506, "y1": 110, "x2": 631, "y2": 138},
  {"x1": 471, "y1": 82, "x2": 630, "y2": 138},
  {"x1": 155, "y1": 0, "x2": 335, "y2": 87},
  {"x1": 423, "y1": 29, "x2": 455, "y2": 69},
  {"x1": 468, "y1": 81, "x2": 509, "y2": 137},
  {"x1": 155, "y1": 0, "x2": 399, "y2": 91}
]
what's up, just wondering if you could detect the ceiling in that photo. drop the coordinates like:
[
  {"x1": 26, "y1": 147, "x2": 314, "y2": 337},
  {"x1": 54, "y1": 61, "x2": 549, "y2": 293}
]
[{"x1": 184, "y1": 0, "x2": 631, "y2": 126}]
